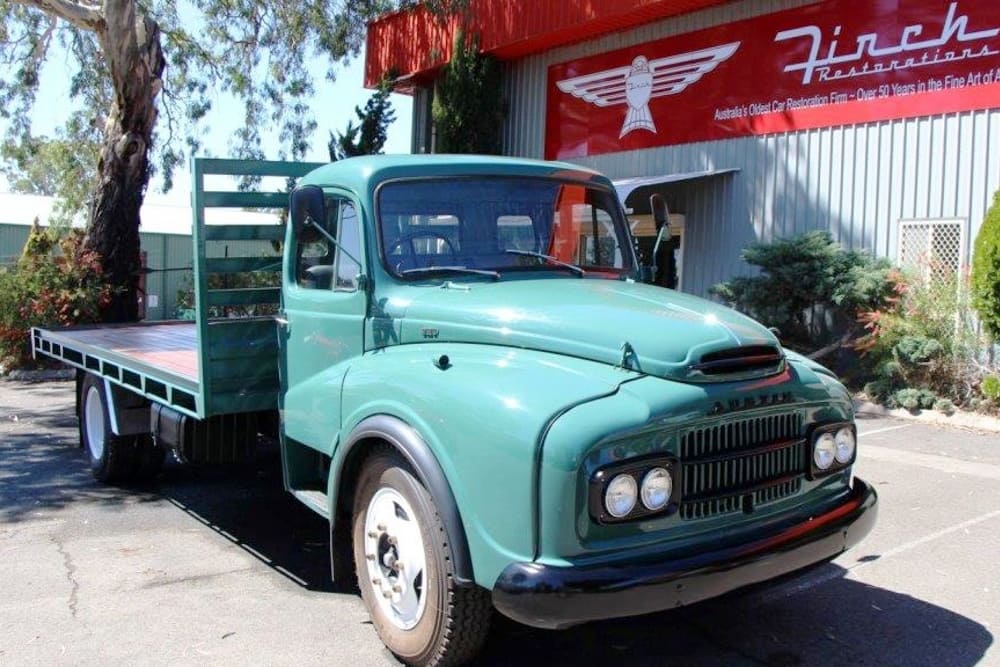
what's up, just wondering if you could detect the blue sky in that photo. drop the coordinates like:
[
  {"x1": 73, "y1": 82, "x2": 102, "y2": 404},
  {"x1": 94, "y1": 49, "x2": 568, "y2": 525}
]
[{"x1": 1, "y1": 39, "x2": 414, "y2": 205}]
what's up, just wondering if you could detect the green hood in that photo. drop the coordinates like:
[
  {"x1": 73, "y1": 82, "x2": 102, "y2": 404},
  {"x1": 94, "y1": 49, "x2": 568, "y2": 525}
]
[{"x1": 383, "y1": 279, "x2": 782, "y2": 383}]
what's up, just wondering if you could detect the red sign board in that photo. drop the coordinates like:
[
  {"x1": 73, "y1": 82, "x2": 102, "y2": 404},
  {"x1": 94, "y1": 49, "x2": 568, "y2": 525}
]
[{"x1": 545, "y1": 0, "x2": 1000, "y2": 159}]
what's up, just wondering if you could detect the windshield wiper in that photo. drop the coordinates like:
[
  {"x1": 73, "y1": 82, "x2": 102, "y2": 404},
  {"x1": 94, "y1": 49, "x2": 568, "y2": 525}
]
[
  {"x1": 504, "y1": 249, "x2": 586, "y2": 276},
  {"x1": 400, "y1": 265, "x2": 501, "y2": 280}
]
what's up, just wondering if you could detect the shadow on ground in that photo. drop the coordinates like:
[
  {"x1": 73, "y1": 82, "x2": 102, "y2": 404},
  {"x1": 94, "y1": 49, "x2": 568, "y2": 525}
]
[
  {"x1": 1, "y1": 381, "x2": 993, "y2": 665},
  {"x1": 479, "y1": 568, "x2": 993, "y2": 666}
]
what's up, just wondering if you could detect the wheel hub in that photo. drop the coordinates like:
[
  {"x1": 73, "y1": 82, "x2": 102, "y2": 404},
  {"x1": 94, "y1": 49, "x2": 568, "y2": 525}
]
[
  {"x1": 363, "y1": 488, "x2": 427, "y2": 630},
  {"x1": 84, "y1": 385, "x2": 105, "y2": 461}
]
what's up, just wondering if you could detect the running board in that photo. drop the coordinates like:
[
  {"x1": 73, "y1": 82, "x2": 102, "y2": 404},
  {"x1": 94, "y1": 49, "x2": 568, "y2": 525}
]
[{"x1": 291, "y1": 489, "x2": 330, "y2": 519}]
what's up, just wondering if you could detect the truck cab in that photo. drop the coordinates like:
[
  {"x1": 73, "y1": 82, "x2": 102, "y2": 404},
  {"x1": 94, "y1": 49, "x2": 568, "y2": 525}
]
[{"x1": 280, "y1": 155, "x2": 876, "y2": 664}]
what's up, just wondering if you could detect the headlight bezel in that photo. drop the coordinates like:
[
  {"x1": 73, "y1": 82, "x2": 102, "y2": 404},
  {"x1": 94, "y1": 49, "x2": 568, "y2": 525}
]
[
  {"x1": 808, "y1": 422, "x2": 857, "y2": 479},
  {"x1": 589, "y1": 455, "x2": 681, "y2": 524}
]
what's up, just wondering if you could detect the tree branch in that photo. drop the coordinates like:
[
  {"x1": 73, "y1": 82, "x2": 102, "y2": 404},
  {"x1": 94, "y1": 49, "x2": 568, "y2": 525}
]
[
  {"x1": 10, "y1": 0, "x2": 104, "y2": 32},
  {"x1": 807, "y1": 330, "x2": 856, "y2": 361}
]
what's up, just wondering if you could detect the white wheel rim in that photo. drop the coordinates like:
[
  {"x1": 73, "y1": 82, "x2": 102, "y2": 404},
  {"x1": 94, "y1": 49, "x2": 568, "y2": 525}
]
[
  {"x1": 362, "y1": 487, "x2": 428, "y2": 630},
  {"x1": 84, "y1": 386, "x2": 106, "y2": 462}
]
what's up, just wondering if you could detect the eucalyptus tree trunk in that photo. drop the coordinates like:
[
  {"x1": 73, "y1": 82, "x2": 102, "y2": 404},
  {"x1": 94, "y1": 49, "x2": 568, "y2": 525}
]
[{"x1": 87, "y1": 3, "x2": 165, "y2": 322}]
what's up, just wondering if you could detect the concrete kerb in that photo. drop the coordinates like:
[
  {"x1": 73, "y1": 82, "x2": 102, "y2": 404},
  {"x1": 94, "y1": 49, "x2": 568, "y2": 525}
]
[
  {"x1": 854, "y1": 397, "x2": 1000, "y2": 434},
  {"x1": 0, "y1": 367, "x2": 75, "y2": 382}
]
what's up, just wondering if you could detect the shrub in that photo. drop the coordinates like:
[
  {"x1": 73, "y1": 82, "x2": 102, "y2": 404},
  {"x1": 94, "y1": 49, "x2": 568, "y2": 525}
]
[
  {"x1": 894, "y1": 336, "x2": 944, "y2": 364},
  {"x1": 863, "y1": 379, "x2": 892, "y2": 403},
  {"x1": 0, "y1": 223, "x2": 112, "y2": 370},
  {"x1": 982, "y1": 375, "x2": 1000, "y2": 402},
  {"x1": 856, "y1": 269, "x2": 986, "y2": 409},
  {"x1": 933, "y1": 398, "x2": 956, "y2": 414},
  {"x1": 894, "y1": 388, "x2": 922, "y2": 411},
  {"x1": 971, "y1": 189, "x2": 1000, "y2": 341},
  {"x1": 916, "y1": 388, "x2": 937, "y2": 410},
  {"x1": 711, "y1": 231, "x2": 895, "y2": 350}
]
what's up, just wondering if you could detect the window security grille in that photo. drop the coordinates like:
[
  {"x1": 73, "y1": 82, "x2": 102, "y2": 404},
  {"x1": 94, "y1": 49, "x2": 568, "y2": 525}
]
[{"x1": 897, "y1": 220, "x2": 966, "y2": 284}]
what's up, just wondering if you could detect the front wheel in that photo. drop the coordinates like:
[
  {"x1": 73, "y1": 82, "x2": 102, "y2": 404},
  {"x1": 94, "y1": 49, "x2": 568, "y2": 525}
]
[{"x1": 352, "y1": 449, "x2": 491, "y2": 666}]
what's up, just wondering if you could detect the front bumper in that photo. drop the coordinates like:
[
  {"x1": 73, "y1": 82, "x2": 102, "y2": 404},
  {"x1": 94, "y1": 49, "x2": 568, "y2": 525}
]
[{"x1": 493, "y1": 478, "x2": 877, "y2": 629}]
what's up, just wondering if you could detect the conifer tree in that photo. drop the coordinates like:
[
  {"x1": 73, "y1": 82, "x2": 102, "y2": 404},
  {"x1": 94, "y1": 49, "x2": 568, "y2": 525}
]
[{"x1": 972, "y1": 190, "x2": 1000, "y2": 342}]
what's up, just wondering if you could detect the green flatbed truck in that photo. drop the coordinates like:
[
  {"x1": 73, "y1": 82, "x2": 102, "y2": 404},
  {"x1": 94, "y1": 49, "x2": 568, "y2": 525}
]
[{"x1": 33, "y1": 156, "x2": 877, "y2": 666}]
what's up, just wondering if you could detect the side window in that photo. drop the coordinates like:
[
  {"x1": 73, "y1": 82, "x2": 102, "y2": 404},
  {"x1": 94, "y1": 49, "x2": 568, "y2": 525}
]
[
  {"x1": 295, "y1": 197, "x2": 363, "y2": 291},
  {"x1": 334, "y1": 202, "x2": 362, "y2": 291},
  {"x1": 549, "y1": 185, "x2": 626, "y2": 268}
]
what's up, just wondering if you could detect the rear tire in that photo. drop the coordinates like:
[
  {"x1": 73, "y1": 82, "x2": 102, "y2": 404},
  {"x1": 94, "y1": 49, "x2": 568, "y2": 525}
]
[
  {"x1": 79, "y1": 374, "x2": 162, "y2": 484},
  {"x1": 352, "y1": 448, "x2": 491, "y2": 666}
]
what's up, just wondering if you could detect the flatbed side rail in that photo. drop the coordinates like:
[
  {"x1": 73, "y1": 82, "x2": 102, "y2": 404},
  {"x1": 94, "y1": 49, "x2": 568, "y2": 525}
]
[
  {"x1": 31, "y1": 323, "x2": 202, "y2": 418},
  {"x1": 191, "y1": 158, "x2": 324, "y2": 418}
]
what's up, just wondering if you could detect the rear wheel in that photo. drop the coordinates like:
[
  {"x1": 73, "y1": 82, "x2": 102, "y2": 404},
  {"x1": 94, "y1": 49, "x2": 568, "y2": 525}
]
[
  {"x1": 352, "y1": 449, "x2": 491, "y2": 666},
  {"x1": 79, "y1": 374, "x2": 163, "y2": 484}
]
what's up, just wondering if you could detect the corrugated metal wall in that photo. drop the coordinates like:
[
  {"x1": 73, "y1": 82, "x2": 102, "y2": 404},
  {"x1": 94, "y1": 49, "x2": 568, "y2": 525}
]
[
  {"x1": 0, "y1": 224, "x2": 278, "y2": 321},
  {"x1": 501, "y1": 0, "x2": 1000, "y2": 296}
]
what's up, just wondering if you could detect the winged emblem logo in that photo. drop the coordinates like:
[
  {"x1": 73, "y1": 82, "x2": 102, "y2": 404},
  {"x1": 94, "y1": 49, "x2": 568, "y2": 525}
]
[{"x1": 556, "y1": 42, "x2": 741, "y2": 139}]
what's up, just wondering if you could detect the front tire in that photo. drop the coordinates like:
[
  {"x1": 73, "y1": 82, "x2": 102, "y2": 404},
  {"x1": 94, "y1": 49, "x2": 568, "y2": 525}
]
[{"x1": 352, "y1": 449, "x2": 491, "y2": 666}]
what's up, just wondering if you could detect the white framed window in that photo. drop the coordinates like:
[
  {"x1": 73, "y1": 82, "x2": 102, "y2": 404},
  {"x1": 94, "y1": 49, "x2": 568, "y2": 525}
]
[{"x1": 897, "y1": 219, "x2": 967, "y2": 284}]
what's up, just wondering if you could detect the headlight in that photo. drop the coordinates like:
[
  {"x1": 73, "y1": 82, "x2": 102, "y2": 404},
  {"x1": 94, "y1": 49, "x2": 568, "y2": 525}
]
[
  {"x1": 604, "y1": 474, "x2": 638, "y2": 518},
  {"x1": 640, "y1": 467, "x2": 672, "y2": 511},
  {"x1": 835, "y1": 427, "x2": 856, "y2": 463},
  {"x1": 814, "y1": 432, "x2": 836, "y2": 470}
]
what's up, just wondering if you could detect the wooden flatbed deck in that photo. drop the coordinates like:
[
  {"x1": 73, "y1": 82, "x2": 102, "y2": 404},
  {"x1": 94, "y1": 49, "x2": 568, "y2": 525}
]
[
  {"x1": 33, "y1": 317, "x2": 281, "y2": 419},
  {"x1": 59, "y1": 322, "x2": 200, "y2": 383}
]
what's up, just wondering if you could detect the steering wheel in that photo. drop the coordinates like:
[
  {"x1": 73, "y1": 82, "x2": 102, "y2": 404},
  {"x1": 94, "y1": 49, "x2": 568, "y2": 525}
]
[{"x1": 387, "y1": 231, "x2": 458, "y2": 266}]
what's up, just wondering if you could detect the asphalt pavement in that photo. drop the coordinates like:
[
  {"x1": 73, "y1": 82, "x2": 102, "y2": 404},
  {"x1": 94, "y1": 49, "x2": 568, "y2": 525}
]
[{"x1": 1, "y1": 379, "x2": 998, "y2": 666}]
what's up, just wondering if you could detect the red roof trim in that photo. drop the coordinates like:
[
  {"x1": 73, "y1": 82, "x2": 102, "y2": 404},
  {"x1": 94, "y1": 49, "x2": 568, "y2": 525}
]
[{"x1": 365, "y1": 0, "x2": 731, "y2": 91}]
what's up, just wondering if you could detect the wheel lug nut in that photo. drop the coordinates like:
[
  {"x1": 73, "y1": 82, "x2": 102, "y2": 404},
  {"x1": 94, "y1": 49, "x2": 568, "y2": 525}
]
[
  {"x1": 392, "y1": 584, "x2": 402, "y2": 593},
  {"x1": 387, "y1": 536, "x2": 397, "y2": 546},
  {"x1": 367, "y1": 531, "x2": 378, "y2": 538},
  {"x1": 377, "y1": 524, "x2": 387, "y2": 531},
  {"x1": 366, "y1": 554, "x2": 376, "y2": 561},
  {"x1": 372, "y1": 577, "x2": 381, "y2": 585},
  {"x1": 383, "y1": 591, "x2": 392, "y2": 599}
]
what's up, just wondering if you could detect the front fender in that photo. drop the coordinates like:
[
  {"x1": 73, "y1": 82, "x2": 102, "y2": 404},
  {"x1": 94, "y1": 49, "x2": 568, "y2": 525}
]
[{"x1": 337, "y1": 343, "x2": 635, "y2": 587}]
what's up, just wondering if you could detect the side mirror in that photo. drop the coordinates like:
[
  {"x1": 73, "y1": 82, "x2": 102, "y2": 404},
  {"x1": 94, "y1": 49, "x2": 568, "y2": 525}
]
[
  {"x1": 642, "y1": 193, "x2": 671, "y2": 285},
  {"x1": 289, "y1": 185, "x2": 326, "y2": 241},
  {"x1": 650, "y1": 193, "x2": 669, "y2": 231}
]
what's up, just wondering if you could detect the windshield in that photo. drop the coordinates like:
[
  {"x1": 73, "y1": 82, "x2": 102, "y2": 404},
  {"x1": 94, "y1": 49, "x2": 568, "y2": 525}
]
[{"x1": 377, "y1": 177, "x2": 634, "y2": 279}]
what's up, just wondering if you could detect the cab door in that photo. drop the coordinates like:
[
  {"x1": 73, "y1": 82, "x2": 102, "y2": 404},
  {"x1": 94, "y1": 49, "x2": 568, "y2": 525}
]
[{"x1": 279, "y1": 192, "x2": 366, "y2": 451}]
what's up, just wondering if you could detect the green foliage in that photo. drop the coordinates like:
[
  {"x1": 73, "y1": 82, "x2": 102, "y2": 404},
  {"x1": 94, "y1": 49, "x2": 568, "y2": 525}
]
[
  {"x1": 982, "y1": 375, "x2": 1000, "y2": 401},
  {"x1": 711, "y1": 231, "x2": 895, "y2": 348},
  {"x1": 175, "y1": 259, "x2": 281, "y2": 319},
  {"x1": 0, "y1": 223, "x2": 113, "y2": 369},
  {"x1": 431, "y1": 29, "x2": 503, "y2": 154},
  {"x1": 893, "y1": 336, "x2": 945, "y2": 364},
  {"x1": 933, "y1": 398, "x2": 956, "y2": 415},
  {"x1": 328, "y1": 77, "x2": 397, "y2": 161},
  {"x1": 857, "y1": 270, "x2": 987, "y2": 409},
  {"x1": 0, "y1": 1, "x2": 439, "y2": 199},
  {"x1": 971, "y1": 189, "x2": 1000, "y2": 340},
  {"x1": 1, "y1": 125, "x2": 99, "y2": 223},
  {"x1": 893, "y1": 388, "x2": 923, "y2": 411}
]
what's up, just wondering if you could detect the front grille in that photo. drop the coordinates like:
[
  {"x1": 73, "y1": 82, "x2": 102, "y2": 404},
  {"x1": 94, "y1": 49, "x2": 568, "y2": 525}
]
[
  {"x1": 679, "y1": 412, "x2": 806, "y2": 520},
  {"x1": 681, "y1": 477, "x2": 802, "y2": 520}
]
